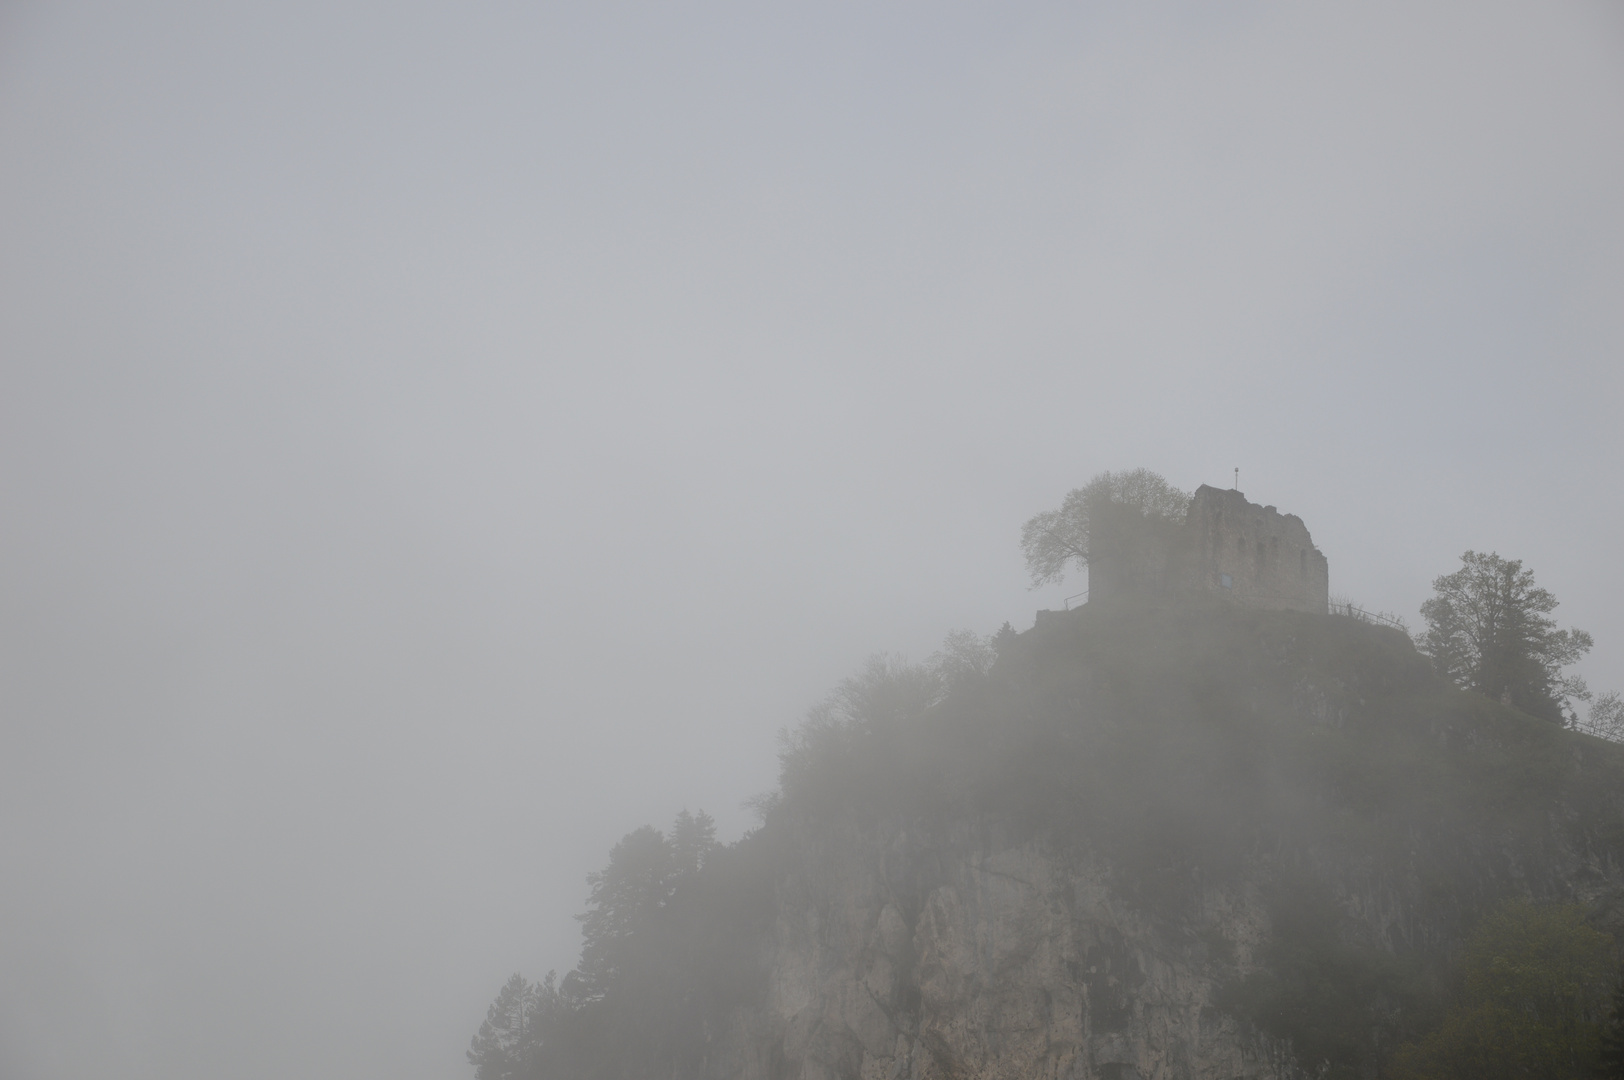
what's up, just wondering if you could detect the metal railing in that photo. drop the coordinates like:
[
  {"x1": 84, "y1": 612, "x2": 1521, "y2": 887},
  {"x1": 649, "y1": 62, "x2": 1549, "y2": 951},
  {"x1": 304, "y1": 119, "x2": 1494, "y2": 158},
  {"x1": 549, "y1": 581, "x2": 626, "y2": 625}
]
[
  {"x1": 1056, "y1": 584, "x2": 1405, "y2": 633},
  {"x1": 1573, "y1": 718, "x2": 1624, "y2": 743},
  {"x1": 1327, "y1": 601, "x2": 1408, "y2": 632}
]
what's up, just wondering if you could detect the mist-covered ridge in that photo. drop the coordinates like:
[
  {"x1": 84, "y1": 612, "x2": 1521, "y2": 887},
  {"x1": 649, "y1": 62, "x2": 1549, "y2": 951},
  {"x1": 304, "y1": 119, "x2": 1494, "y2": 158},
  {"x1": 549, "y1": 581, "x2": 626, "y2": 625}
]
[{"x1": 473, "y1": 598, "x2": 1624, "y2": 1080}]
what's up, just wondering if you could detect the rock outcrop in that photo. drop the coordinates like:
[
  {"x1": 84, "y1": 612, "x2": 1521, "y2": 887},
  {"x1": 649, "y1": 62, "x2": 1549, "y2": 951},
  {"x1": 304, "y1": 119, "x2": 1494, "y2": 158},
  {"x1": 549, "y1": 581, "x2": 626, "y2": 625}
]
[
  {"x1": 744, "y1": 835, "x2": 1270, "y2": 1080},
  {"x1": 500, "y1": 600, "x2": 1624, "y2": 1080},
  {"x1": 700, "y1": 603, "x2": 1624, "y2": 1080}
]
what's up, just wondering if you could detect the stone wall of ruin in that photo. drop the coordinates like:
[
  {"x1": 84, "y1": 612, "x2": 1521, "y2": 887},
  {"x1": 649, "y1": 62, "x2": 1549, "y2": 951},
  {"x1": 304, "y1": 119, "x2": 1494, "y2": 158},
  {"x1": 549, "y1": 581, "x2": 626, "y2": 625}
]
[
  {"x1": 1086, "y1": 485, "x2": 1328, "y2": 614},
  {"x1": 1176, "y1": 485, "x2": 1328, "y2": 613}
]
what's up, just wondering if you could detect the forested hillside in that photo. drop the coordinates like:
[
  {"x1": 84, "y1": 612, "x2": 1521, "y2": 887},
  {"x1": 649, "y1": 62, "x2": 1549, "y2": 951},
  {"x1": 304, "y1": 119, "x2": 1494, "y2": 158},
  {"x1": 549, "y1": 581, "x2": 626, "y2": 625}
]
[{"x1": 471, "y1": 597, "x2": 1624, "y2": 1080}]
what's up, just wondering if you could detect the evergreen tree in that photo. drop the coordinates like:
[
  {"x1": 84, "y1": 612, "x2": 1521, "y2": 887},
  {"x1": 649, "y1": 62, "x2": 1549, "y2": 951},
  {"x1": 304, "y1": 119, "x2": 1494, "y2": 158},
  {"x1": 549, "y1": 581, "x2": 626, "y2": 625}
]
[
  {"x1": 670, "y1": 809, "x2": 717, "y2": 881},
  {"x1": 467, "y1": 974, "x2": 538, "y2": 1080},
  {"x1": 575, "y1": 826, "x2": 673, "y2": 999}
]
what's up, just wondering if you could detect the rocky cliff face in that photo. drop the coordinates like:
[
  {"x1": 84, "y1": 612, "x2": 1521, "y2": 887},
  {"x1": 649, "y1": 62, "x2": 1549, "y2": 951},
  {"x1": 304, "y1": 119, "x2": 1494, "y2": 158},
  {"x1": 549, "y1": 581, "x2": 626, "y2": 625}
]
[
  {"x1": 699, "y1": 605, "x2": 1624, "y2": 1080},
  {"x1": 735, "y1": 834, "x2": 1271, "y2": 1080},
  {"x1": 495, "y1": 602, "x2": 1624, "y2": 1080},
  {"x1": 719, "y1": 816, "x2": 1624, "y2": 1080}
]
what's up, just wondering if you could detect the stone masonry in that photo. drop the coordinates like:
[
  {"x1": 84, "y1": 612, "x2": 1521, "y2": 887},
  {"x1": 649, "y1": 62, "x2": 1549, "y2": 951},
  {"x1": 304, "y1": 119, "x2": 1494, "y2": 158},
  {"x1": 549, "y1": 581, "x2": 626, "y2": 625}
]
[{"x1": 1088, "y1": 485, "x2": 1329, "y2": 615}]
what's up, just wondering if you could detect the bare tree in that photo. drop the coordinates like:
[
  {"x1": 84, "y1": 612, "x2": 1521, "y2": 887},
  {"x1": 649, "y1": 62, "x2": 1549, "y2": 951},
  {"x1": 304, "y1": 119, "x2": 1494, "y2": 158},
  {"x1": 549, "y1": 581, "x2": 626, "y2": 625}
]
[
  {"x1": 1019, "y1": 469, "x2": 1191, "y2": 588},
  {"x1": 1580, "y1": 691, "x2": 1624, "y2": 742}
]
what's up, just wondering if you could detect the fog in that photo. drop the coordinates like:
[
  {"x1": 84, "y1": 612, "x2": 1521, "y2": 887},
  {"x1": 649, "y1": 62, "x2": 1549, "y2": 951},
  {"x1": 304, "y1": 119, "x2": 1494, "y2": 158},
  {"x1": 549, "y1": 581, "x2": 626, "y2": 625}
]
[{"x1": 2, "y1": 3, "x2": 1621, "y2": 1077}]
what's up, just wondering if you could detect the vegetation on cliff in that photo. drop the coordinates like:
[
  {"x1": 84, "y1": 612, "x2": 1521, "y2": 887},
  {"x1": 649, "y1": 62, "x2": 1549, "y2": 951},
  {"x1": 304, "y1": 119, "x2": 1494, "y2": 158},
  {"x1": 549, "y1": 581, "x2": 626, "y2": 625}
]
[
  {"x1": 1388, "y1": 900, "x2": 1615, "y2": 1080},
  {"x1": 472, "y1": 596, "x2": 1624, "y2": 1080}
]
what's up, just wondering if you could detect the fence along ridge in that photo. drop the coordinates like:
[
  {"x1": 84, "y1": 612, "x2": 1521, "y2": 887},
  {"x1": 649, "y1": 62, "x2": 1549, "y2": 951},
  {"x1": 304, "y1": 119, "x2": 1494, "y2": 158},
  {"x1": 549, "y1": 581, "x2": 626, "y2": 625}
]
[
  {"x1": 1059, "y1": 589, "x2": 1408, "y2": 632},
  {"x1": 1326, "y1": 599, "x2": 1408, "y2": 632}
]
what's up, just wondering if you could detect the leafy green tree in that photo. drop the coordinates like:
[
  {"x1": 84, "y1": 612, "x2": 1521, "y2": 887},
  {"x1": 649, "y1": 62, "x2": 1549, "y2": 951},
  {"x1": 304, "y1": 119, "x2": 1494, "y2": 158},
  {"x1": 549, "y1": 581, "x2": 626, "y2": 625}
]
[
  {"x1": 1019, "y1": 468, "x2": 1191, "y2": 588},
  {"x1": 1390, "y1": 901, "x2": 1614, "y2": 1080},
  {"x1": 1419, "y1": 551, "x2": 1593, "y2": 724}
]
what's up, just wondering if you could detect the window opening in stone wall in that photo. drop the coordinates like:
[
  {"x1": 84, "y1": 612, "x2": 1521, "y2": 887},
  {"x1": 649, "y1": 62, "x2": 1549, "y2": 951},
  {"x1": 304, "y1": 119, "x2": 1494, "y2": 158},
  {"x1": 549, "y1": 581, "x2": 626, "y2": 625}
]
[
  {"x1": 1237, "y1": 537, "x2": 1246, "y2": 557},
  {"x1": 1220, "y1": 573, "x2": 1233, "y2": 590}
]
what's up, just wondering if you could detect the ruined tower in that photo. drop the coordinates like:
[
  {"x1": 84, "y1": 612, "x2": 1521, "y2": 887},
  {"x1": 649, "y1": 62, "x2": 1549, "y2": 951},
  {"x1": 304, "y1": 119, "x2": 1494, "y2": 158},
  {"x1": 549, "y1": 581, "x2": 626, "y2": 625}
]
[
  {"x1": 1177, "y1": 485, "x2": 1328, "y2": 613},
  {"x1": 1086, "y1": 485, "x2": 1329, "y2": 614}
]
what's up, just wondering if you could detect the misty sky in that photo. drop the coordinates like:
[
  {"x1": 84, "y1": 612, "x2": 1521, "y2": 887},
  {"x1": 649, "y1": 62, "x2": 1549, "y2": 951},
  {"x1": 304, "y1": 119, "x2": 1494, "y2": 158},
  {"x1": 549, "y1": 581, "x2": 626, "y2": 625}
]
[{"x1": 2, "y1": 3, "x2": 1621, "y2": 1078}]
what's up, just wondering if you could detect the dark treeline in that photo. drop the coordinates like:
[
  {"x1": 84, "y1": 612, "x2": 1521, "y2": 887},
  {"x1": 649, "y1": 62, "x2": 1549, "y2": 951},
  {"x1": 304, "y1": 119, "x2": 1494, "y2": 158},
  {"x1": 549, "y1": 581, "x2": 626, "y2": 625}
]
[{"x1": 468, "y1": 808, "x2": 778, "y2": 1080}]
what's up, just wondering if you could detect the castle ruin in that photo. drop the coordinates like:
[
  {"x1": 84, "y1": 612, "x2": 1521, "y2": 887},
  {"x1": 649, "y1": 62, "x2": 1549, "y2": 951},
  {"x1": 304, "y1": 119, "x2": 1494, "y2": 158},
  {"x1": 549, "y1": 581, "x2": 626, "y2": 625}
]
[{"x1": 1087, "y1": 485, "x2": 1329, "y2": 614}]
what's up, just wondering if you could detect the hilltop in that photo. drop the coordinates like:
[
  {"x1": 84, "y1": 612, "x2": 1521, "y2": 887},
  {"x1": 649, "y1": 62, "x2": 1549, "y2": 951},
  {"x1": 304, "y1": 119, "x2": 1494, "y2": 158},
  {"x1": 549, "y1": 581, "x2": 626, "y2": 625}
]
[{"x1": 473, "y1": 597, "x2": 1624, "y2": 1080}]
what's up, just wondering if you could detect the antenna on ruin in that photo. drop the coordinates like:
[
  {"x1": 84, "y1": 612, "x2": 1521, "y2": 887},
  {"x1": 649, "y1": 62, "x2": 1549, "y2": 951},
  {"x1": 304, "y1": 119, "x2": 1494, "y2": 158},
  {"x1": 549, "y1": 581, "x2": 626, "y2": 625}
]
[{"x1": 1233, "y1": 467, "x2": 1239, "y2": 491}]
